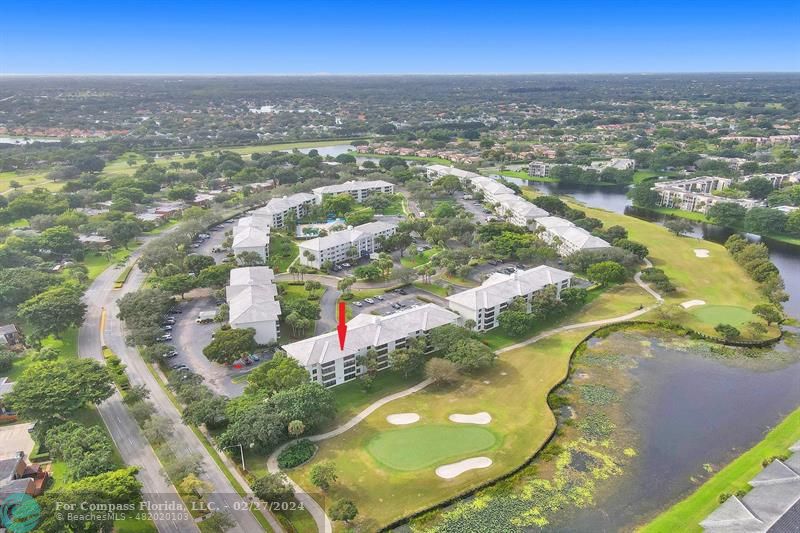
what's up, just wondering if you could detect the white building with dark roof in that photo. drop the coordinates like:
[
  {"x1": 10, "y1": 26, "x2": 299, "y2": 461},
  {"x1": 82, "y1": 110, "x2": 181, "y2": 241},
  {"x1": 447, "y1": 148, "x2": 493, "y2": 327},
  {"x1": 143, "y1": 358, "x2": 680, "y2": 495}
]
[
  {"x1": 254, "y1": 193, "x2": 317, "y2": 228},
  {"x1": 312, "y1": 180, "x2": 394, "y2": 204},
  {"x1": 446, "y1": 266, "x2": 574, "y2": 331},
  {"x1": 298, "y1": 221, "x2": 397, "y2": 269},
  {"x1": 227, "y1": 267, "x2": 281, "y2": 344},
  {"x1": 283, "y1": 304, "x2": 459, "y2": 387}
]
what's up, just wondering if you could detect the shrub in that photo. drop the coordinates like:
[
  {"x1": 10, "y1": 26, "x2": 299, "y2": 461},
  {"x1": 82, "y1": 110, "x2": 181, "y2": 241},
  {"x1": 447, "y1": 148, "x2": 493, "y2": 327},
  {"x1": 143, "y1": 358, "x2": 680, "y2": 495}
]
[{"x1": 277, "y1": 439, "x2": 316, "y2": 469}]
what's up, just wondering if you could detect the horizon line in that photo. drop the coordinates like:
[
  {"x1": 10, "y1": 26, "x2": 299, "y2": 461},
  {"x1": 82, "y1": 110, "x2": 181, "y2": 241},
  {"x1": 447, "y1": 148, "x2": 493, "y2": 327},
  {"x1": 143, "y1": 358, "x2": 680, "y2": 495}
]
[{"x1": 2, "y1": 71, "x2": 799, "y2": 78}]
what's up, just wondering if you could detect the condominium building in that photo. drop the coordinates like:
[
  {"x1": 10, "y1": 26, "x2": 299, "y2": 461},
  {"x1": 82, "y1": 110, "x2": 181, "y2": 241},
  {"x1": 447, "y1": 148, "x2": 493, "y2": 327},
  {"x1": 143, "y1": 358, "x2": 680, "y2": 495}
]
[
  {"x1": 231, "y1": 223, "x2": 270, "y2": 261},
  {"x1": 653, "y1": 177, "x2": 761, "y2": 214},
  {"x1": 253, "y1": 193, "x2": 317, "y2": 228},
  {"x1": 312, "y1": 180, "x2": 394, "y2": 204},
  {"x1": 425, "y1": 164, "x2": 481, "y2": 181},
  {"x1": 528, "y1": 161, "x2": 552, "y2": 177},
  {"x1": 533, "y1": 217, "x2": 611, "y2": 256},
  {"x1": 446, "y1": 266, "x2": 574, "y2": 331},
  {"x1": 469, "y1": 175, "x2": 515, "y2": 203},
  {"x1": 226, "y1": 267, "x2": 281, "y2": 344},
  {"x1": 493, "y1": 194, "x2": 550, "y2": 227},
  {"x1": 298, "y1": 221, "x2": 397, "y2": 269},
  {"x1": 283, "y1": 304, "x2": 459, "y2": 387}
]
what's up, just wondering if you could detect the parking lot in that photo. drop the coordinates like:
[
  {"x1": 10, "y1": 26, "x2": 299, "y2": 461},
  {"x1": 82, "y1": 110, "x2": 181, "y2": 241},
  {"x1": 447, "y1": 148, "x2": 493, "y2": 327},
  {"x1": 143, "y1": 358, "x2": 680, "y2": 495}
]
[
  {"x1": 161, "y1": 298, "x2": 250, "y2": 397},
  {"x1": 455, "y1": 192, "x2": 493, "y2": 224},
  {"x1": 350, "y1": 286, "x2": 448, "y2": 317}
]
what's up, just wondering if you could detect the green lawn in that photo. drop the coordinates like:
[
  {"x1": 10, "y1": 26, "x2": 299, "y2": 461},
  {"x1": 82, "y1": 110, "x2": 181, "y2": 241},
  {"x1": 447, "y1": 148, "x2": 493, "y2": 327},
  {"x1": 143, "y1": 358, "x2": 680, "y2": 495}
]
[
  {"x1": 570, "y1": 200, "x2": 774, "y2": 338},
  {"x1": 366, "y1": 425, "x2": 498, "y2": 471},
  {"x1": 412, "y1": 282, "x2": 449, "y2": 297},
  {"x1": 643, "y1": 405, "x2": 800, "y2": 533},
  {"x1": 348, "y1": 151, "x2": 452, "y2": 165},
  {"x1": 83, "y1": 248, "x2": 131, "y2": 281},
  {"x1": 691, "y1": 305, "x2": 755, "y2": 327},
  {"x1": 291, "y1": 329, "x2": 585, "y2": 529},
  {"x1": 400, "y1": 248, "x2": 438, "y2": 268},
  {"x1": 376, "y1": 195, "x2": 405, "y2": 215},
  {"x1": 268, "y1": 233, "x2": 299, "y2": 273},
  {"x1": 0, "y1": 170, "x2": 55, "y2": 193}
]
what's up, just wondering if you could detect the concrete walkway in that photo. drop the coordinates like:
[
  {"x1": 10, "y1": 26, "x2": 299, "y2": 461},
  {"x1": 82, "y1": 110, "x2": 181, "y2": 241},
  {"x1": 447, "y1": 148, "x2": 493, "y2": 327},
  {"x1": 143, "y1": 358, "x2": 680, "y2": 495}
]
[{"x1": 271, "y1": 261, "x2": 665, "y2": 532}]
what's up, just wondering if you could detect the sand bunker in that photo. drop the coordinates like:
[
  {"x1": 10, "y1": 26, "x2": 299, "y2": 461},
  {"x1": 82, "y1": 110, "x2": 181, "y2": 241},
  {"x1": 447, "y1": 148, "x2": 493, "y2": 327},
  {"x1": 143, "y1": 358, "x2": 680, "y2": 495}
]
[
  {"x1": 681, "y1": 299, "x2": 706, "y2": 309},
  {"x1": 449, "y1": 412, "x2": 492, "y2": 425},
  {"x1": 694, "y1": 249, "x2": 710, "y2": 258},
  {"x1": 386, "y1": 413, "x2": 420, "y2": 425},
  {"x1": 435, "y1": 457, "x2": 493, "y2": 479}
]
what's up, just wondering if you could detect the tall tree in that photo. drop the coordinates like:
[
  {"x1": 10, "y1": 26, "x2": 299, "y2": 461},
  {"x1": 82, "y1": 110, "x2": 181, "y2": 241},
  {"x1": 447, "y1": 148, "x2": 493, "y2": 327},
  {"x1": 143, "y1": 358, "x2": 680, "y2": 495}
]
[{"x1": 17, "y1": 283, "x2": 87, "y2": 342}]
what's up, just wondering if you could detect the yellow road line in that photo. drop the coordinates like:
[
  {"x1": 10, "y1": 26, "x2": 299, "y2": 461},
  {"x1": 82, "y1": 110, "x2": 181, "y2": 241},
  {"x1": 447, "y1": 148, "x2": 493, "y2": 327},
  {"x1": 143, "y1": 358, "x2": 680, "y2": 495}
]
[{"x1": 99, "y1": 307, "x2": 106, "y2": 348}]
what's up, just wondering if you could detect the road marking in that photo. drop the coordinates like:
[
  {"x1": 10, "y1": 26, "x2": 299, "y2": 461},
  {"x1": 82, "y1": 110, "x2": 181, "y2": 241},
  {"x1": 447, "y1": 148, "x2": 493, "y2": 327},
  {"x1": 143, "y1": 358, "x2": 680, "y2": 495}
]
[{"x1": 99, "y1": 307, "x2": 107, "y2": 347}]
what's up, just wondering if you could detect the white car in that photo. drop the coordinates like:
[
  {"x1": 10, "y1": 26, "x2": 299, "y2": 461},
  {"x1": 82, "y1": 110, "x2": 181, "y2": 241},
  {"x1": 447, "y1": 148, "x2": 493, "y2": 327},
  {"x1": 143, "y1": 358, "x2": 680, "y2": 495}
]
[
  {"x1": 364, "y1": 298, "x2": 375, "y2": 304},
  {"x1": 158, "y1": 334, "x2": 173, "y2": 342},
  {"x1": 353, "y1": 301, "x2": 363, "y2": 307}
]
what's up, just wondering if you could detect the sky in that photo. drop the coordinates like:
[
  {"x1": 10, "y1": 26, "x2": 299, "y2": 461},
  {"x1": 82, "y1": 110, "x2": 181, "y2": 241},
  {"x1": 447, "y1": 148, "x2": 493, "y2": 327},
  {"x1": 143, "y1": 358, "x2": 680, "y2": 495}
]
[{"x1": 1, "y1": 0, "x2": 798, "y2": 74}]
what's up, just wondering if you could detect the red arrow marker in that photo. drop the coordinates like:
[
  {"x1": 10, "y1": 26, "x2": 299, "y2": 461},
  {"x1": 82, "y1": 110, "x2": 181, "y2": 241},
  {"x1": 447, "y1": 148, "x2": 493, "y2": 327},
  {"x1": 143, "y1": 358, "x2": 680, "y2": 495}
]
[{"x1": 336, "y1": 301, "x2": 347, "y2": 350}]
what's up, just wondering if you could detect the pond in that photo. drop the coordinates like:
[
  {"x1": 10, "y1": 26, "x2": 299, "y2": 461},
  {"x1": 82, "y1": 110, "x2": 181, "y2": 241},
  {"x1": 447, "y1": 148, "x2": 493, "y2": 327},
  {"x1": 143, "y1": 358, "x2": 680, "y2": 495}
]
[{"x1": 546, "y1": 331, "x2": 800, "y2": 532}]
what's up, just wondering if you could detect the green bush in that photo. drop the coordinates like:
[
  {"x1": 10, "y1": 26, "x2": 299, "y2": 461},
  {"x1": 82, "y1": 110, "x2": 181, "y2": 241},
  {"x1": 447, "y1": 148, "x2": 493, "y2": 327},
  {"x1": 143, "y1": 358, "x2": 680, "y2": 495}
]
[{"x1": 277, "y1": 439, "x2": 316, "y2": 469}]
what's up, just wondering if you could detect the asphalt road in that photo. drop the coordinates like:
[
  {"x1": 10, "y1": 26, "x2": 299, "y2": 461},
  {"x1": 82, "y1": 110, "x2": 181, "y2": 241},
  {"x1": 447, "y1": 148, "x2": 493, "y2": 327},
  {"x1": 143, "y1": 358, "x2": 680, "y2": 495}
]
[
  {"x1": 80, "y1": 228, "x2": 282, "y2": 533},
  {"x1": 80, "y1": 245, "x2": 199, "y2": 533}
]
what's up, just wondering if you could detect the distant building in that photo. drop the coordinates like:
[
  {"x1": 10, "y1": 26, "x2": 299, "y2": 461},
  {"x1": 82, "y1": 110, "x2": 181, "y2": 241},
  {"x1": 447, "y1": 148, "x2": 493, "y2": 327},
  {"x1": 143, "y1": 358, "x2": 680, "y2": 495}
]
[
  {"x1": 590, "y1": 158, "x2": 636, "y2": 171},
  {"x1": 312, "y1": 180, "x2": 394, "y2": 204},
  {"x1": 0, "y1": 454, "x2": 48, "y2": 503},
  {"x1": 528, "y1": 161, "x2": 552, "y2": 177},
  {"x1": 446, "y1": 266, "x2": 574, "y2": 331},
  {"x1": 653, "y1": 176, "x2": 761, "y2": 214},
  {"x1": 253, "y1": 193, "x2": 317, "y2": 228},
  {"x1": 0, "y1": 325, "x2": 22, "y2": 348},
  {"x1": 283, "y1": 304, "x2": 459, "y2": 387},
  {"x1": 226, "y1": 267, "x2": 281, "y2": 344},
  {"x1": 298, "y1": 221, "x2": 397, "y2": 269}
]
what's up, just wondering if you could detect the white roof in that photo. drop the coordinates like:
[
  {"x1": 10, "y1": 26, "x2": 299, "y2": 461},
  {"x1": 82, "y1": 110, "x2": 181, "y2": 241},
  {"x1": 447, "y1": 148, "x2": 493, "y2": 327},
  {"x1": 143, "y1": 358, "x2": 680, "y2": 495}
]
[
  {"x1": 470, "y1": 175, "x2": 514, "y2": 196},
  {"x1": 313, "y1": 180, "x2": 393, "y2": 195},
  {"x1": 446, "y1": 265, "x2": 574, "y2": 311},
  {"x1": 232, "y1": 226, "x2": 269, "y2": 248},
  {"x1": 283, "y1": 304, "x2": 458, "y2": 366},
  {"x1": 228, "y1": 286, "x2": 282, "y2": 324},
  {"x1": 494, "y1": 194, "x2": 550, "y2": 218},
  {"x1": 229, "y1": 266, "x2": 275, "y2": 287},
  {"x1": 237, "y1": 215, "x2": 272, "y2": 230},
  {"x1": 256, "y1": 192, "x2": 316, "y2": 216},
  {"x1": 298, "y1": 221, "x2": 397, "y2": 252},
  {"x1": 535, "y1": 216, "x2": 576, "y2": 230},
  {"x1": 548, "y1": 225, "x2": 611, "y2": 250},
  {"x1": 425, "y1": 165, "x2": 481, "y2": 180}
]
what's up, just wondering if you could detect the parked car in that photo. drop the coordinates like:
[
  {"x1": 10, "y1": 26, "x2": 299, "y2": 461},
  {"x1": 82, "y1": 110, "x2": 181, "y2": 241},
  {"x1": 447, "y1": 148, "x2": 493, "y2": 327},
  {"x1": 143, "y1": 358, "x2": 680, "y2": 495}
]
[
  {"x1": 170, "y1": 364, "x2": 189, "y2": 371},
  {"x1": 161, "y1": 325, "x2": 173, "y2": 331},
  {"x1": 247, "y1": 354, "x2": 260, "y2": 363},
  {"x1": 163, "y1": 317, "x2": 176, "y2": 325},
  {"x1": 164, "y1": 351, "x2": 179, "y2": 358},
  {"x1": 158, "y1": 334, "x2": 173, "y2": 342},
  {"x1": 168, "y1": 307, "x2": 183, "y2": 314},
  {"x1": 341, "y1": 262, "x2": 352, "y2": 268},
  {"x1": 191, "y1": 243, "x2": 200, "y2": 248},
  {"x1": 364, "y1": 298, "x2": 375, "y2": 304},
  {"x1": 353, "y1": 301, "x2": 363, "y2": 307},
  {"x1": 376, "y1": 295, "x2": 385, "y2": 301},
  {"x1": 391, "y1": 303, "x2": 402, "y2": 309},
  {"x1": 396, "y1": 288, "x2": 407, "y2": 295}
]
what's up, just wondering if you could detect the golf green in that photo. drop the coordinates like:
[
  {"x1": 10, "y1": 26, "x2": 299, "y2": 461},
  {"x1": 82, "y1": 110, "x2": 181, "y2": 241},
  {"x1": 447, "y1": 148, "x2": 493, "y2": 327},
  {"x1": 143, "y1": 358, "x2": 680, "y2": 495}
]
[
  {"x1": 366, "y1": 425, "x2": 498, "y2": 471},
  {"x1": 691, "y1": 305, "x2": 754, "y2": 326}
]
